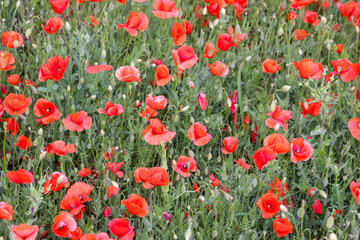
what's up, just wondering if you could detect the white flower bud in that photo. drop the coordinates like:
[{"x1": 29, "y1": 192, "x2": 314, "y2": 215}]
[
  {"x1": 280, "y1": 205, "x2": 288, "y2": 213},
  {"x1": 213, "y1": 19, "x2": 219, "y2": 26},
  {"x1": 100, "y1": 130, "x2": 105, "y2": 136},
  {"x1": 297, "y1": 208, "x2": 305, "y2": 218},
  {"x1": 270, "y1": 101, "x2": 276, "y2": 111},
  {"x1": 39, "y1": 151, "x2": 47, "y2": 160},
  {"x1": 67, "y1": 86, "x2": 70, "y2": 92},
  {"x1": 326, "y1": 216, "x2": 334, "y2": 229},
  {"x1": 321, "y1": 16, "x2": 327, "y2": 24},
  {"x1": 38, "y1": 128, "x2": 43, "y2": 136},
  {"x1": 356, "y1": 26, "x2": 360, "y2": 34},
  {"x1": 327, "y1": 44, "x2": 332, "y2": 50},
  {"x1": 202, "y1": 7, "x2": 207, "y2": 15},
  {"x1": 184, "y1": 228, "x2": 192, "y2": 240},
  {"x1": 108, "y1": 85, "x2": 113, "y2": 92},
  {"x1": 111, "y1": 180, "x2": 119, "y2": 188},
  {"x1": 274, "y1": 123, "x2": 280, "y2": 131},
  {"x1": 25, "y1": 29, "x2": 32, "y2": 38},
  {"x1": 90, "y1": 95, "x2": 96, "y2": 100},
  {"x1": 135, "y1": 59, "x2": 142, "y2": 63},
  {"x1": 329, "y1": 233, "x2": 338, "y2": 240},
  {"x1": 245, "y1": 56, "x2": 252, "y2": 62},
  {"x1": 351, "y1": 87, "x2": 356, "y2": 91},
  {"x1": 319, "y1": 190, "x2": 328, "y2": 198},
  {"x1": 278, "y1": 27, "x2": 284, "y2": 36},
  {"x1": 65, "y1": 22, "x2": 71, "y2": 31},
  {"x1": 298, "y1": 48, "x2": 303, "y2": 55},
  {"x1": 209, "y1": 21, "x2": 214, "y2": 29},
  {"x1": 32, "y1": 44, "x2": 37, "y2": 49},
  {"x1": 180, "y1": 106, "x2": 189, "y2": 112},
  {"x1": 16, "y1": 1, "x2": 21, "y2": 7},
  {"x1": 151, "y1": 63, "x2": 156, "y2": 67},
  {"x1": 281, "y1": 85, "x2": 291, "y2": 92},
  {"x1": 199, "y1": 195, "x2": 205, "y2": 202},
  {"x1": 101, "y1": 50, "x2": 106, "y2": 59}
]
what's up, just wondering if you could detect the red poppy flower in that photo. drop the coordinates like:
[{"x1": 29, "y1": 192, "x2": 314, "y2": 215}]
[
  {"x1": 85, "y1": 64, "x2": 113, "y2": 74},
  {"x1": 290, "y1": 138, "x2": 313, "y2": 163},
  {"x1": 78, "y1": 168, "x2": 91, "y2": 177},
  {"x1": 300, "y1": 98, "x2": 321, "y2": 118},
  {"x1": 207, "y1": 0, "x2": 221, "y2": 18},
  {"x1": 292, "y1": 29, "x2": 310, "y2": 40},
  {"x1": 139, "y1": 106, "x2": 158, "y2": 121},
  {"x1": 69, "y1": 227, "x2": 83, "y2": 240},
  {"x1": 107, "y1": 186, "x2": 119, "y2": 198},
  {"x1": 0, "y1": 201, "x2": 14, "y2": 221},
  {"x1": 3, "y1": 93, "x2": 31, "y2": 116},
  {"x1": 33, "y1": 98, "x2": 62, "y2": 125},
  {"x1": 227, "y1": 27, "x2": 247, "y2": 44},
  {"x1": 108, "y1": 218, "x2": 135, "y2": 239},
  {"x1": 193, "y1": 183, "x2": 200, "y2": 192},
  {"x1": 0, "y1": 51, "x2": 16, "y2": 71},
  {"x1": 288, "y1": 10, "x2": 298, "y2": 20},
  {"x1": 181, "y1": 20, "x2": 193, "y2": 34},
  {"x1": 11, "y1": 224, "x2": 39, "y2": 240},
  {"x1": 154, "y1": 64, "x2": 173, "y2": 86},
  {"x1": 337, "y1": 1, "x2": 360, "y2": 27},
  {"x1": 350, "y1": 181, "x2": 360, "y2": 205},
  {"x1": 62, "y1": 111, "x2": 92, "y2": 132},
  {"x1": 1, "y1": 31, "x2": 24, "y2": 48},
  {"x1": 209, "y1": 174, "x2": 220, "y2": 187},
  {"x1": 312, "y1": 199, "x2": 322, "y2": 214},
  {"x1": 52, "y1": 211, "x2": 77, "y2": 238},
  {"x1": 348, "y1": 118, "x2": 360, "y2": 140},
  {"x1": 50, "y1": 0, "x2": 69, "y2": 15},
  {"x1": 87, "y1": 15, "x2": 99, "y2": 27},
  {"x1": 145, "y1": 95, "x2": 167, "y2": 109},
  {"x1": 43, "y1": 172, "x2": 69, "y2": 194},
  {"x1": 7, "y1": 74, "x2": 20, "y2": 85},
  {"x1": 289, "y1": 0, "x2": 316, "y2": 9},
  {"x1": 98, "y1": 102, "x2": 123, "y2": 116},
  {"x1": 41, "y1": 17, "x2": 64, "y2": 34},
  {"x1": 262, "y1": 59, "x2": 281, "y2": 73},
  {"x1": 222, "y1": 136, "x2": 238, "y2": 154},
  {"x1": 252, "y1": 146, "x2": 278, "y2": 170},
  {"x1": 117, "y1": 12, "x2": 149, "y2": 37},
  {"x1": 172, "y1": 156, "x2": 197, "y2": 177},
  {"x1": 39, "y1": 55, "x2": 69, "y2": 82},
  {"x1": 15, "y1": 135, "x2": 33, "y2": 150},
  {"x1": 171, "y1": 45, "x2": 199, "y2": 72},
  {"x1": 66, "y1": 182, "x2": 94, "y2": 202},
  {"x1": 207, "y1": 61, "x2": 229, "y2": 77},
  {"x1": 6, "y1": 169, "x2": 34, "y2": 184},
  {"x1": 152, "y1": 0, "x2": 179, "y2": 19},
  {"x1": 333, "y1": 44, "x2": 344, "y2": 53},
  {"x1": 60, "y1": 195, "x2": 85, "y2": 219},
  {"x1": 104, "y1": 207, "x2": 112, "y2": 218},
  {"x1": 303, "y1": 10, "x2": 320, "y2": 26},
  {"x1": 142, "y1": 118, "x2": 176, "y2": 145},
  {"x1": 272, "y1": 215, "x2": 293, "y2": 237},
  {"x1": 234, "y1": 158, "x2": 251, "y2": 169},
  {"x1": 115, "y1": 66, "x2": 142, "y2": 83},
  {"x1": 217, "y1": 33, "x2": 237, "y2": 51},
  {"x1": 263, "y1": 133, "x2": 290, "y2": 154},
  {"x1": 106, "y1": 162, "x2": 124, "y2": 179},
  {"x1": 187, "y1": 122, "x2": 212, "y2": 146},
  {"x1": 48, "y1": 140, "x2": 76, "y2": 156},
  {"x1": 4, "y1": 117, "x2": 19, "y2": 136},
  {"x1": 134, "y1": 167, "x2": 170, "y2": 188},
  {"x1": 266, "y1": 105, "x2": 292, "y2": 131},
  {"x1": 203, "y1": 42, "x2": 219, "y2": 58},
  {"x1": 171, "y1": 22, "x2": 186, "y2": 46},
  {"x1": 256, "y1": 193, "x2": 281, "y2": 218},
  {"x1": 293, "y1": 59, "x2": 324, "y2": 79},
  {"x1": 197, "y1": 93, "x2": 207, "y2": 111},
  {"x1": 268, "y1": 177, "x2": 289, "y2": 201},
  {"x1": 121, "y1": 194, "x2": 149, "y2": 217},
  {"x1": 329, "y1": 59, "x2": 359, "y2": 82}
]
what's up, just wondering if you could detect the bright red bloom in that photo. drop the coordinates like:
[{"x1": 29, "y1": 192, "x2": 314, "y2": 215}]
[
  {"x1": 350, "y1": 181, "x2": 360, "y2": 205},
  {"x1": 208, "y1": 61, "x2": 229, "y2": 77},
  {"x1": 66, "y1": 182, "x2": 94, "y2": 202},
  {"x1": 60, "y1": 195, "x2": 85, "y2": 219},
  {"x1": 256, "y1": 193, "x2": 281, "y2": 218},
  {"x1": 334, "y1": 44, "x2": 344, "y2": 53},
  {"x1": 197, "y1": 93, "x2": 207, "y2": 111},
  {"x1": 292, "y1": 29, "x2": 310, "y2": 40},
  {"x1": 47, "y1": 140, "x2": 76, "y2": 156},
  {"x1": 108, "y1": 218, "x2": 135, "y2": 239},
  {"x1": 106, "y1": 162, "x2": 124, "y2": 179},
  {"x1": 104, "y1": 207, "x2": 112, "y2": 218},
  {"x1": 348, "y1": 118, "x2": 360, "y2": 140},
  {"x1": 209, "y1": 174, "x2": 220, "y2": 187},
  {"x1": 266, "y1": 105, "x2": 292, "y2": 131},
  {"x1": 222, "y1": 137, "x2": 238, "y2": 154},
  {"x1": 303, "y1": 10, "x2": 320, "y2": 26},
  {"x1": 1, "y1": 31, "x2": 23, "y2": 48},
  {"x1": 78, "y1": 168, "x2": 91, "y2": 177},
  {"x1": 4, "y1": 117, "x2": 19, "y2": 136},
  {"x1": 33, "y1": 98, "x2": 62, "y2": 125},
  {"x1": 187, "y1": 122, "x2": 212, "y2": 146},
  {"x1": 62, "y1": 111, "x2": 92, "y2": 132},
  {"x1": 146, "y1": 95, "x2": 167, "y2": 109},
  {"x1": 217, "y1": 33, "x2": 237, "y2": 51},
  {"x1": 290, "y1": 138, "x2": 313, "y2": 163},
  {"x1": 87, "y1": 15, "x2": 99, "y2": 27},
  {"x1": 207, "y1": 0, "x2": 221, "y2": 18},
  {"x1": 0, "y1": 201, "x2": 14, "y2": 221},
  {"x1": 98, "y1": 102, "x2": 123, "y2": 116},
  {"x1": 117, "y1": 12, "x2": 149, "y2": 37},
  {"x1": 152, "y1": 0, "x2": 179, "y2": 19},
  {"x1": 329, "y1": 59, "x2": 359, "y2": 82},
  {"x1": 172, "y1": 156, "x2": 197, "y2": 177},
  {"x1": 133, "y1": 167, "x2": 169, "y2": 189},
  {"x1": 85, "y1": 64, "x2": 112, "y2": 74},
  {"x1": 7, "y1": 74, "x2": 20, "y2": 85},
  {"x1": 121, "y1": 194, "x2": 149, "y2": 217},
  {"x1": 337, "y1": 1, "x2": 360, "y2": 27},
  {"x1": 263, "y1": 133, "x2": 290, "y2": 154},
  {"x1": 307, "y1": 188, "x2": 316, "y2": 197},
  {"x1": 50, "y1": 0, "x2": 69, "y2": 15},
  {"x1": 288, "y1": 10, "x2": 298, "y2": 20},
  {"x1": 171, "y1": 45, "x2": 199, "y2": 72},
  {"x1": 262, "y1": 59, "x2": 281, "y2": 73},
  {"x1": 300, "y1": 98, "x2": 321, "y2": 117},
  {"x1": 52, "y1": 211, "x2": 77, "y2": 238},
  {"x1": 203, "y1": 42, "x2": 219, "y2": 58},
  {"x1": 139, "y1": 106, "x2": 158, "y2": 121},
  {"x1": 0, "y1": 51, "x2": 16, "y2": 71},
  {"x1": 154, "y1": 64, "x2": 173, "y2": 86},
  {"x1": 312, "y1": 200, "x2": 323, "y2": 214},
  {"x1": 234, "y1": 158, "x2": 251, "y2": 169},
  {"x1": 142, "y1": 118, "x2": 176, "y2": 145},
  {"x1": 181, "y1": 20, "x2": 193, "y2": 34},
  {"x1": 3, "y1": 93, "x2": 31, "y2": 116},
  {"x1": 6, "y1": 169, "x2": 34, "y2": 184},
  {"x1": 227, "y1": 26, "x2": 247, "y2": 44},
  {"x1": 44, "y1": 172, "x2": 70, "y2": 194},
  {"x1": 41, "y1": 17, "x2": 64, "y2": 34},
  {"x1": 252, "y1": 146, "x2": 278, "y2": 170},
  {"x1": 273, "y1": 215, "x2": 293, "y2": 237},
  {"x1": 15, "y1": 135, "x2": 32, "y2": 150},
  {"x1": 11, "y1": 224, "x2": 39, "y2": 240},
  {"x1": 38, "y1": 55, "x2": 69, "y2": 82},
  {"x1": 107, "y1": 186, "x2": 119, "y2": 198},
  {"x1": 289, "y1": 0, "x2": 317, "y2": 9},
  {"x1": 293, "y1": 59, "x2": 324, "y2": 79},
  {"x1": 171, "y1": 22, "x2": 186, "y2": 46},
  {"x1": 193, "y1": 183, "x2": 200, "y2": 192},
  {"x1": 115, "y1": 66, "x2": 141, "y2": 83}
]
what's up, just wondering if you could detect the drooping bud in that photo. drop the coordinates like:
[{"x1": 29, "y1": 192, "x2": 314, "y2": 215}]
[{"x1": 197, "y1": 93, "x2": 207, "y2": 110}]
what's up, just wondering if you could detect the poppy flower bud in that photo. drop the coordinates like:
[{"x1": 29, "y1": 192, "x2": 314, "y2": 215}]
[
  {"x1": 100, "y1": 130, "x2": 105, "y2": 136},
  {"x1": 90, "y1": 95, "x2": 96, "y2": 100},
  {"x1": 111, "y1": 180, "x2": 119, "y2": 188},
  {"x1": 202, "y1": 7, "x2": 207, "y2": 15},
  {"x1": 190, "y1": 81, "x2": 194, "y2": 88},
  {"x1": 227, "y1": 98, "x2": 232, "y2": 108},
  {"x1": 281, "y1": 85, "x2": 291, "y2": 92},
  {"x1": 321, "y1": 16, "x2": 327, "y2": 24},
  {"x1": 278, "y1": 27, "x2": 284, "y2": 36},
  {"x1": 208, "y1": 152, "x2": 212, "y2": 160},
  {"x1": 212, "y1": 231, "x2": 218, "y2": 238},
  {"x1": 326, "y1": 216, "x2": 334, "y2": 228},
  {"x1": 39, "y1": 151, "x2": 47, "y2": 160},
  {"x1": 245, "y1": 56, "x2": 252, "y2": 62},
  {"x1": 220, "y1": 8, "x2": 226, "y2": 17},
  {"x1": 209, "y1": 21, "x2": 214, "y2": 29},
  {"x1": 101, "y1": 50, "x2": 106, "y2": 59},
  {"x1": 67, "y1": 86, "x2": 70, "y2": 92},
  {"x1": 32, "y1": 44, "x2": 37, "y2": 49},
  {"x1": 16, "y1": 1, "x2": 21, "y2": 7},
  {"x1": 25, "y1": 28, "x2": 32, "y2": 38},
  {"x1": 173, "y1": 234, "x2": 178, "y2": 239},
  {"x1": 280, "y1": 205, "x2": 288, "y2": 213},
  {"x1": 329, "y1": 233, "x2": 338, "y2": 240},
  {"x1": 356, "y1": 26, "x2": 360, "y2": 34},
  {"x1": 327, "y1": 44, "x2": 332, "y2": 50},
  {"x1": 184, "y1": 228, "x2": 192, "y2": 240},
  {"x1": 351, "y1": 87, "x2": 356, "y2": 91},
  {"x1": 298, "y1": 49, "x2": 303, "y2": 55},
  {"x1": 108, "y1": 85, "x2": 113, "y2": 92},
  {"x1": 297, "y1": 208, "x2": 305, "y2": 218},
  {"x1": 270, "y1": 101, "x2": 276, "y2": 111},
  {"x1": 56, "y1": 175, "x2": 64, "y2": 185},
  {"x1": 319, "y1": 190, "x2": 327, "y2": 198},
  {"x1": 65, "y1": 22, "x2": 71, "y2": 31},
  {"x1": 180, "y1": 106, "x2": 189, "y2": 112},
  {"x1": 213, "y1": 19, "x2": 219, "y2": 26},
  {"x1": 38, "y1": 128, "x2": 43, "y2": 136}
]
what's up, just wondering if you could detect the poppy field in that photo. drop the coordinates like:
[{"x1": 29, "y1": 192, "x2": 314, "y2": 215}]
[{"x1": 1, "y1": 0, "x2": 360, "y2": 239}]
